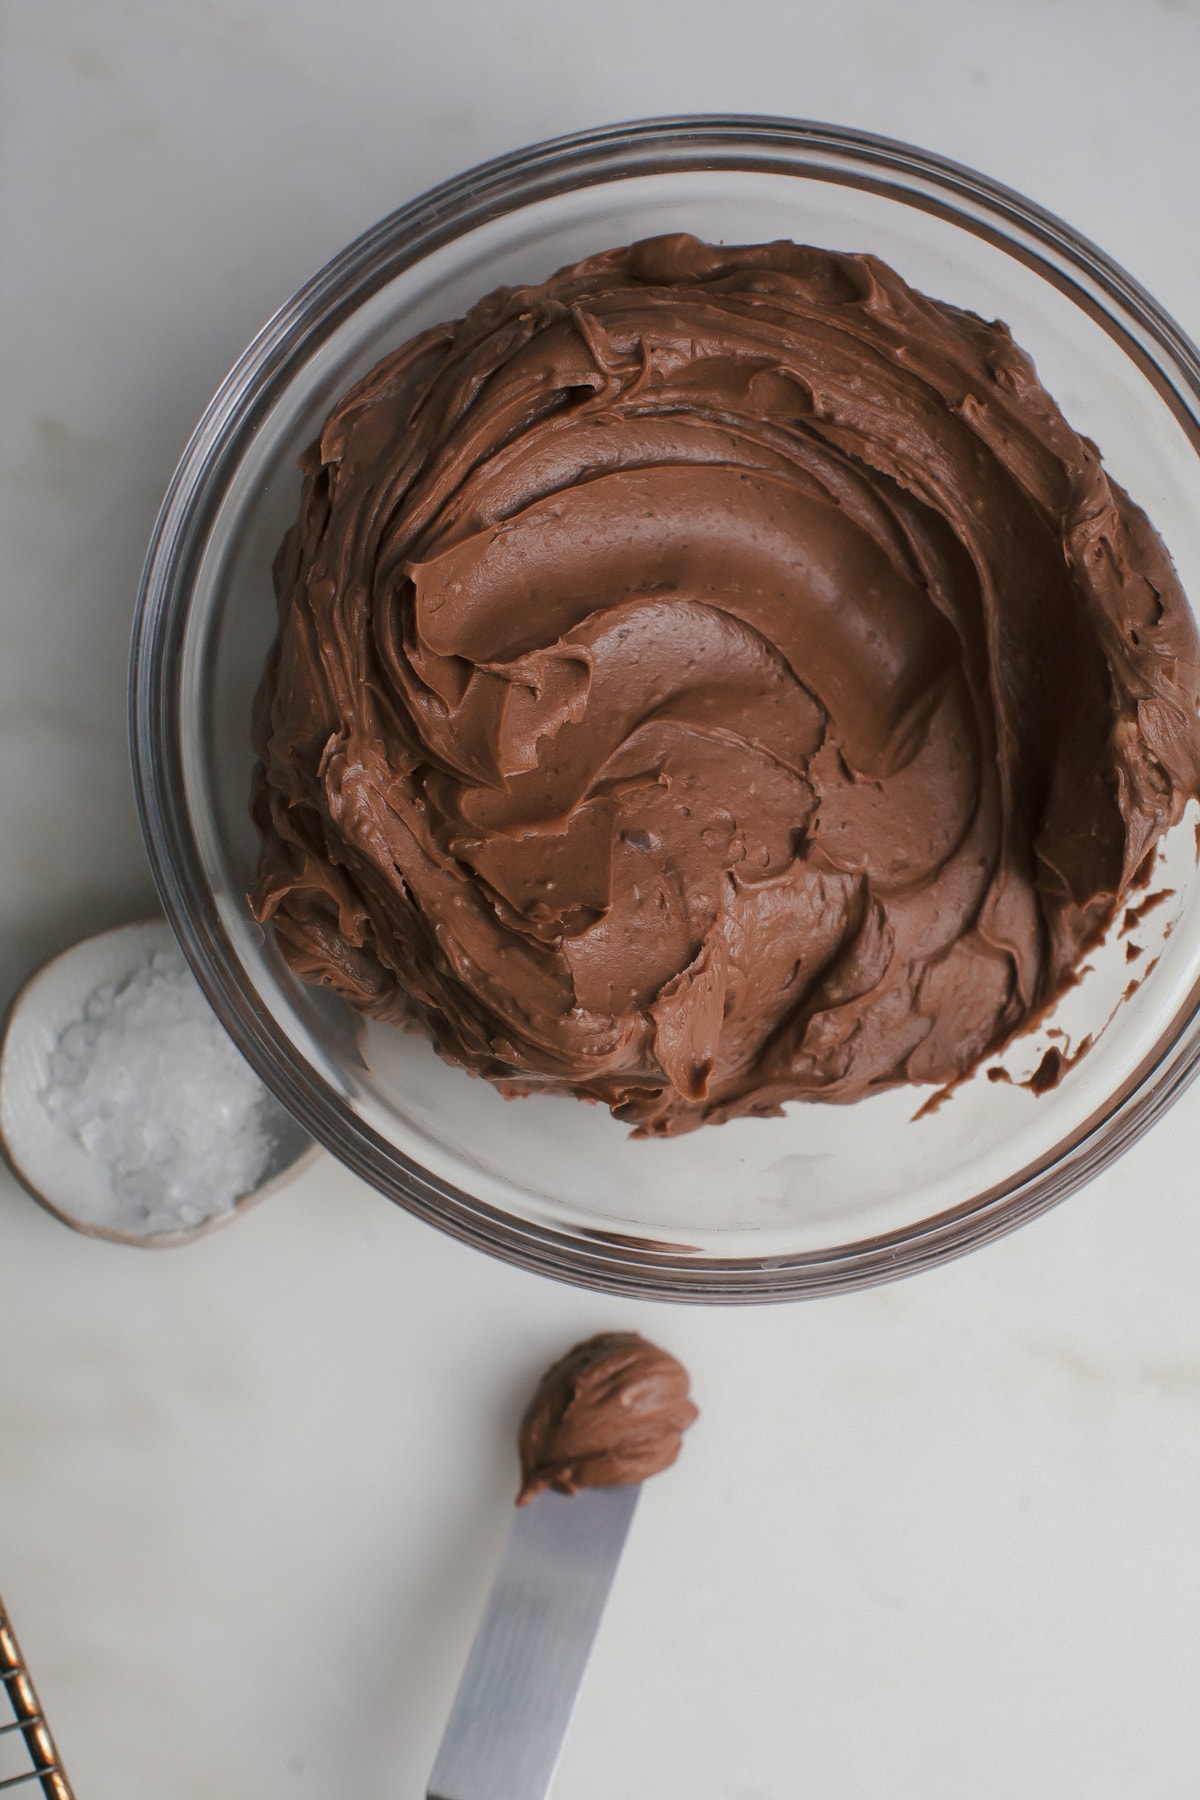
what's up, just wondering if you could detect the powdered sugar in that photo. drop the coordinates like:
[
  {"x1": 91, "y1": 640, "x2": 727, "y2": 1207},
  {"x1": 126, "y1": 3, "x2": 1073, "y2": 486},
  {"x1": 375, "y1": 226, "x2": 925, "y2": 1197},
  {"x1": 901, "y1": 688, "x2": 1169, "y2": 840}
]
[{"x1": 43, "y1": 946, "x2": 273, "y2": 1237}]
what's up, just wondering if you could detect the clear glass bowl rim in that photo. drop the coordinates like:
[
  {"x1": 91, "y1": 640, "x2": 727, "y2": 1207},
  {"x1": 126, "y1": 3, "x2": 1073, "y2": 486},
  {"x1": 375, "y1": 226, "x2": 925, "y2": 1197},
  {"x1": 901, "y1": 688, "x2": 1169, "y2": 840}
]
[{"x1": 129, "y1": 113, "x2": 1200, "y2": 1303}]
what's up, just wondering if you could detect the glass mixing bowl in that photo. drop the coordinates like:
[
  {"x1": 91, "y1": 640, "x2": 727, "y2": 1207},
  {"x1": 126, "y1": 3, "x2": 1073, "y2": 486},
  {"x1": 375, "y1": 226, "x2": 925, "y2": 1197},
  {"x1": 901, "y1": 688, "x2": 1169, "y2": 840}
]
[{"x1": 129, "y1": 116, "x2": 1200, "y2": 1301}]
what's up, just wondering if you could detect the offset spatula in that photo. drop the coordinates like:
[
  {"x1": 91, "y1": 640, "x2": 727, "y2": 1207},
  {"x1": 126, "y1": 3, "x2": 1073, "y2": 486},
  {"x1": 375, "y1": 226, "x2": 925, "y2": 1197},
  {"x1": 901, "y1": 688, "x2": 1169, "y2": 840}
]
[{"x1": 427, "y1": 1484, "x2": 640, "y2": 1800}]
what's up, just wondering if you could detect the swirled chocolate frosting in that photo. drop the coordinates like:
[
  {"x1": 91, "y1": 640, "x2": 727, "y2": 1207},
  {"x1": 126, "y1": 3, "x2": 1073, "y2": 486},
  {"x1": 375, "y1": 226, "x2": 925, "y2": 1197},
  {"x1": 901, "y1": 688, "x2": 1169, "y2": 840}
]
[
  {"x1": 517, "y1": 1332, "x2": 697, "y2": 1504},
  {"x1": 250, "y1": 234, "x2": 1200, "y2": 1134}
]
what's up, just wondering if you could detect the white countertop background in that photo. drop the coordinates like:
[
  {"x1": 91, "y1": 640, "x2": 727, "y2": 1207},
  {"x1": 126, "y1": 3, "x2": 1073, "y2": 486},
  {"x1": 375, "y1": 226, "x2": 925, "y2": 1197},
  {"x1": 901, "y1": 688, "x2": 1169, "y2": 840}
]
[{"x1": 2, "y1": 2, "x2": 1200, "y2": 1795}]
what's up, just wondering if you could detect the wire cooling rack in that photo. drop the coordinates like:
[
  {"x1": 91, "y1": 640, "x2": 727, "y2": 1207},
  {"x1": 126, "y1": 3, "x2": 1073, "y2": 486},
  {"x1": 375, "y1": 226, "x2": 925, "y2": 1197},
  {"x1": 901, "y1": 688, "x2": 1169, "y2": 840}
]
[{"x1": 0, "y1": 1596, "x2": 74, "y2": 1798}]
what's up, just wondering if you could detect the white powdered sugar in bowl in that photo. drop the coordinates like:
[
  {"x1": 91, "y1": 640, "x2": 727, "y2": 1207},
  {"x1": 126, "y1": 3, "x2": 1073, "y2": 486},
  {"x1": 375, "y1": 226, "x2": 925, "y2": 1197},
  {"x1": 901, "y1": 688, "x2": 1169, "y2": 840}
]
[
  {"x1": 44, "y1": 948, "x2": 273, "y2": 1236},
  {"x1": 0, "y1": 921, "x2": 314, "y2": 1244}
]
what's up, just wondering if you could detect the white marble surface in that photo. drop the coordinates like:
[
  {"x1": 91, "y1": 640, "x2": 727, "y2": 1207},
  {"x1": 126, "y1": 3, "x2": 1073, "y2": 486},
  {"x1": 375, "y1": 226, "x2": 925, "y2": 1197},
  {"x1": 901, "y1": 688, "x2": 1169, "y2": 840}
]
[{"x1": 3, "y1": 2, "x2": 1200, "y2": 1795}]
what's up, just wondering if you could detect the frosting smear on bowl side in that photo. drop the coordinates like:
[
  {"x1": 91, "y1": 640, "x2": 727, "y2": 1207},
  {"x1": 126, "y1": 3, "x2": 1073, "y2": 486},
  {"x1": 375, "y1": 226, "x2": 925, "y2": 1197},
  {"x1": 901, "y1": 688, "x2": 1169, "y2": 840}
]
[{"x1": 250, "y1": 235, "x2": 1200, "y2": 1134}]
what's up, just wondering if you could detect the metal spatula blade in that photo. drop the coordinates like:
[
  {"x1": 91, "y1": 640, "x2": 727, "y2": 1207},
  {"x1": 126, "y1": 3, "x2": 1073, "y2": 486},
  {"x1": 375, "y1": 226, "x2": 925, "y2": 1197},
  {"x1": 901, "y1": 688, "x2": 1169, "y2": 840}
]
[{"x1": 427, "y1": 1484, "x2": 640, "y2": 1800}]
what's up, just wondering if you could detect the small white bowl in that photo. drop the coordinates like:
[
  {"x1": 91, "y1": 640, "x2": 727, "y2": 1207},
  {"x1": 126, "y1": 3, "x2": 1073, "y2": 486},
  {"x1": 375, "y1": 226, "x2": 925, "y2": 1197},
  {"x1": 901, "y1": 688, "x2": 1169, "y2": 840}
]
[{"x1": 0, "y1": 919, "x2": 318, "y2": 1247}]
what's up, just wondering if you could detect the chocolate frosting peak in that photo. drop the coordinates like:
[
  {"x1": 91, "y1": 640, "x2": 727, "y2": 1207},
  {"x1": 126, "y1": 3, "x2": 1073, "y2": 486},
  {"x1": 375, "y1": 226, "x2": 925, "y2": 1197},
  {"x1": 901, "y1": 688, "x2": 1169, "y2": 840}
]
[
  {"x1": 516, "y1": 1332, "x2": 697, "y2": 1504},
  {"x1": 251, "y1": 235, "x2": 1200, "y2": 1131}
]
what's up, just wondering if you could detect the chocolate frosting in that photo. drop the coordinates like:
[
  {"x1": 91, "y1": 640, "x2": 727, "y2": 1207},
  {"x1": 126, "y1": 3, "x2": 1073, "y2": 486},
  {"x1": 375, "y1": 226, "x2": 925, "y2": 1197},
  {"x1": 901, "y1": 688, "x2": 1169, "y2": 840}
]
[
  {"x1": 251, "y1": 235, "x2": 1200, "y2": 1133},
  {"x1": 516, "y1": 1331, "x2": 697, "y2": 1504}
]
